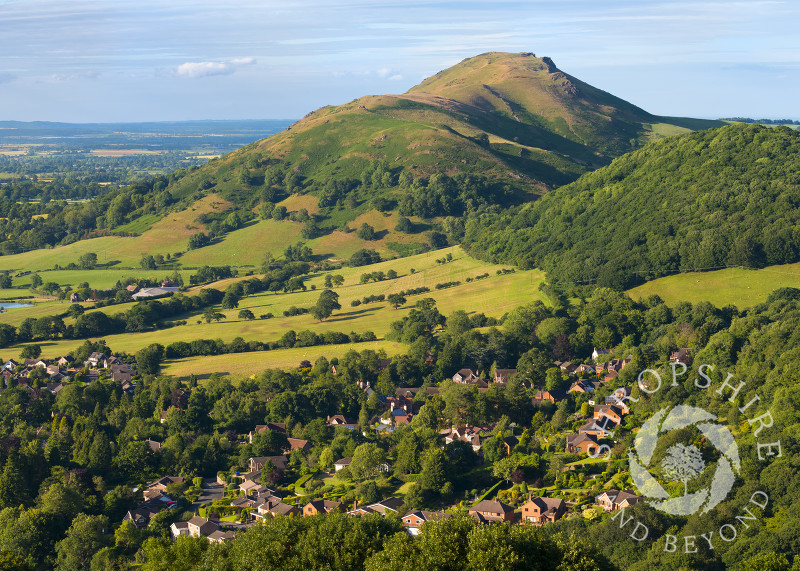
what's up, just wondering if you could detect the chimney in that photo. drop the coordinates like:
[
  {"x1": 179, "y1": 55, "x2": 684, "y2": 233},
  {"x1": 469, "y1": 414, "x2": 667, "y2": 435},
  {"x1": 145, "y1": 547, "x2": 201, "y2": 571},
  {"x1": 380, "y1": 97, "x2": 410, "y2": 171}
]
[{"x1": 353, "y1": 499, "x2": 358, "y2": 511}]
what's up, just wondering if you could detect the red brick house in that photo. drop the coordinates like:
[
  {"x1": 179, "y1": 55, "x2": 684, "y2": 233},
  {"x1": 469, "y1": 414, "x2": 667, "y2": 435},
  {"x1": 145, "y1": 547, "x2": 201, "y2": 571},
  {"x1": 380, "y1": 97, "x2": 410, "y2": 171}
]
[
  {"x1": 520, "y1": 496, "x2": 566, "y2": 524},
  {"x1": 303, "y1": 499, "x2": 344, "y2": 516}
]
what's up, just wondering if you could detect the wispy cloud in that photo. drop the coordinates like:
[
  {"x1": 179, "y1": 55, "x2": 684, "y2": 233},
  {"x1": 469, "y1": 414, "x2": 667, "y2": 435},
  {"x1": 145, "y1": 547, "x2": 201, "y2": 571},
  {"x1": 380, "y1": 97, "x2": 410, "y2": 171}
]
[
  {"x1": 0, "y1": 73, "x2": 15, "y2": 84},
  {"x1": 175, "y1": 57, "x2": 255, "y2": 78}
]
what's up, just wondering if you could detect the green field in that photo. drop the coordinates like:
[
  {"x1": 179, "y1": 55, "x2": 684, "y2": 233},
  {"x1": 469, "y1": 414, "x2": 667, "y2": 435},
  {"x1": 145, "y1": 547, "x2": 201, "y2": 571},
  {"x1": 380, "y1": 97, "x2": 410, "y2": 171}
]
[
  {"x1": 160, "y1": 340, "x2": 406, "y2": 379},
  {"x1": 627, "y1": 262, "x2": 800, "y2": 308},
  {"x1": 0, "y1": 247, "x2": 547, "y2": 365}
]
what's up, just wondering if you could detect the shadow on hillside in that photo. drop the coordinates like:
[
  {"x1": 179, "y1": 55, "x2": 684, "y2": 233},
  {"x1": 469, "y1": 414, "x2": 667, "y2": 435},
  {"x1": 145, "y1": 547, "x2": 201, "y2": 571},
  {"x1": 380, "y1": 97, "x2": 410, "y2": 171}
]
[{"x1": 325, "y1": 307, "x2": 381, "y2": 323}]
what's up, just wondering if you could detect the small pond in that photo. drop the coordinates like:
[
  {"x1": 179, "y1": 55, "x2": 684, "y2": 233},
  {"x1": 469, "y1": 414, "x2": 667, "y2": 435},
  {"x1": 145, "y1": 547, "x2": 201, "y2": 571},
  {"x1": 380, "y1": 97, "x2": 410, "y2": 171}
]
[{"x1": 0, "y1": 302, "x2": 33, "y2": 310}]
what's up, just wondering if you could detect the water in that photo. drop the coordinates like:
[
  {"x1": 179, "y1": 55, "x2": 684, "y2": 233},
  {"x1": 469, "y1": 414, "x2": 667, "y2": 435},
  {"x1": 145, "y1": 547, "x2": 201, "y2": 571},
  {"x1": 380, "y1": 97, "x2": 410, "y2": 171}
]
[{"x1": 0, "y1": 302, "x2": 32, "y2": 310}]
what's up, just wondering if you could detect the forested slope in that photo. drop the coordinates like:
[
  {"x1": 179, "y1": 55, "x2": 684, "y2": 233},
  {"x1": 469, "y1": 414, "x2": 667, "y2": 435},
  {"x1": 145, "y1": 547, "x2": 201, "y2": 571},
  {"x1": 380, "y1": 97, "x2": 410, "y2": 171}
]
[{"x1": 463, "y1": 124, "x2": 800, "y2": 288}]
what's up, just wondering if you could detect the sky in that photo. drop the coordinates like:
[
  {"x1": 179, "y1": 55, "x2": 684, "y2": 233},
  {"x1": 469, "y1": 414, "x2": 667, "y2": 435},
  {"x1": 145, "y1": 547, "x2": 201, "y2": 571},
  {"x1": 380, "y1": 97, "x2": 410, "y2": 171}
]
[{"x1": 0, "y1": 0, "x2": 798, "y2": 122}]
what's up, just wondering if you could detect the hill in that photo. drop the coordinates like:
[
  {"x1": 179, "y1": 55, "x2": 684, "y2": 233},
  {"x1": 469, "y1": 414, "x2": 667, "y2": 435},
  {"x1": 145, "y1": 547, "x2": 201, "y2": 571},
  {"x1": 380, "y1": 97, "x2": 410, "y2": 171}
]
[{"x1": 462, "y1": 123, "x2": 800, "y2": 289}]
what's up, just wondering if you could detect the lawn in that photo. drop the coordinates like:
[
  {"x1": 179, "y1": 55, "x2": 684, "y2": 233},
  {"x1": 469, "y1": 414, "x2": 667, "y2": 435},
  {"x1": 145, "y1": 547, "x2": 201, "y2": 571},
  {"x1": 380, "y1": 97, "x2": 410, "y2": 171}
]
[{"x1": 627, "y1": 262, "x2": 800, "y2": 308}]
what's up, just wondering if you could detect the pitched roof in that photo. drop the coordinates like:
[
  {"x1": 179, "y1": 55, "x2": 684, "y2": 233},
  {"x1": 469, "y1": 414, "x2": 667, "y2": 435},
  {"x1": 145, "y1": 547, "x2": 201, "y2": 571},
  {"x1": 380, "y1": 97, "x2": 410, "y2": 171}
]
[{"x1": 470, "y1": 500, "x2": 514, "y2": 515}]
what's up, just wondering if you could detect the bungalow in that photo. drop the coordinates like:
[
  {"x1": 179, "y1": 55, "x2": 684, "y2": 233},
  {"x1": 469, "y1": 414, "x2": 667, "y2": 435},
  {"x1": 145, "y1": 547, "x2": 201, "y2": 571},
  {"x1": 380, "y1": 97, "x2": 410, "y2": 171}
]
[
  {"x1": 57, "y1": 356, "x2": 73, "y2": 367},
  {"x1": 123, "y1": 506, "x2": 160, "y2": 529},
  {"x1": 592, "y1": 348, "x2": 611, "y2": 361},
  {"x1": 575, "y1": 364, "x2": 595, "y2": 375},
  {"x1": 146, "y1": 439, "x2": 162, "y2": 452},
  {"x1": 596, "y1": 489, "x2": 642, "y2": 512},
  {"x1": 333, "y1": 457, "x2": 352, "y2": 472},
  {"x1": 401, "y1": 510, "x2": 452, "y2": 535},
  {"x1": 239, "y1": 479, "x2": 261, "y2": 495},
  {"x1": 303, "y1": 499, "x2": 344, "y2": 516},
  {"x1": 248, "y1": 422, "x2": 288, "y2": 442},
  {"x1": 566, "y1": 433, "x2": 599, "y2": 455},
  {"x1": 208, "y1": 530, "x2": 235, "y2": 543},
  {"x1": 520, "y1": 496, "x2": 566, "y2": 524},
  {"x1": 559, "y1": 361, "x2": 578, "y2": 374},
  {"x1": 395, "y1": 387, "x2": 440, "y2": 399},
  {"x1": 254, "y1": 499, "x2": 299, "y2": 519},
  {"x1": 348, "y1": 497, "x2": 404, "y2": 517},
  {"x1": 468, "y1": 500, "x2": 515, "y2": 523},
  {"x1": 148, "y1": 476, "x2": 184, "y2": 493},
  {"x1": 442, "y1": 426, "x2": 484, "y2": 452},
  {"x1": 249, "y1": 455, "x2": 288, "y2": 472},
  {"x1": 326, "y1": 415, "x2": 359, "y2": 430}
]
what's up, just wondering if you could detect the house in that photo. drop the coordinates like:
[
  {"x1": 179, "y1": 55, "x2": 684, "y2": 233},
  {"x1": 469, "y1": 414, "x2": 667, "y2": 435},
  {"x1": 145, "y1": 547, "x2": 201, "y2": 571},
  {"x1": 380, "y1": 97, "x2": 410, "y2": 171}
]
[
  {"x1": 333, "y1": 457, "x2": 352, "y2": 472},
  {"x1": 568, "y1": 380, "x2": 601, "y2": 394},
  {"x1": 593, "y1": 404, "x2": 625, "y2": 426},
  {"x1": 493, "y1": 369, "x2": 517, "y2": 384},
  {"x1": 559, "y1": 361, "x2": 578, "y2": 374},
  {"x1": 148, "y1": 476, "x2": 184, "y2": 493},
  {"x1": 303, "y1": 499, "x2": 344, "y2": 516},
  {"x1": 575, "y1": 364, "x2": 595, "y2": 375},
  {"x1": 170, "y1": 521, "x2": 190, "y2": 540},
  {"x1": 284, "y1": 438, "x2": 311, "y2": 453},
  {"x1": 442, "y1": 426, "x2": 484, "y2": 452},
  {"x1": 254, "y1": 499, "x2": 299, "y2": 519},
  {"x1": 326, "y1": 415, "x2": 359, "y2": 430},
  {"x1": 86, "y1": 352, "x2": 107, "y2": 367},
  {"x1": 521, "y1": 496, "x2": 566, "y2": 524},
  {"x1": 187, "y1": 516, "x2": 220, "y2": 537},
  {"x1": 596, "y1": 489, "x2": 642, "y2": 512},
  {"x1": 392, "y1": 408, "x2": 412, "y2": 425},
  {"x1": 249, "y1": 455, "x2": 288, "y2": 472},
  {"x1": 401, "y1": 510, "x2": 452, "y2": 535},
  {"x1": 126, "y1": 284, "x2": 139, "y2": 293},
  {"x1": 208, "y1": 530, "x2": 235, "y2": 543},
  {"x1": 566, "y1": 433, "x2": 599, "y2": 455},
  {"x1": 592, "y1": 348, "x2": 611, "y2": 361},
  {"x1": 146, "y1": 439, "x2": 162, "y2": 452},
  {"x1": 248, "y1": 422, "x2": 287, "y2": 442},
  {"x1": 123, "y1": 506, "x2": 160, "y2": 529},
  {"x1": 348, "y1": 497, "x2": 404, "y2": 516},
  {"x1": 468, "y1": 500, "x2": 515, "y2": 523},
  {"x1": 395, "y1": 387, "x2": 439, "y2": 399},
  {"x1": 239, "y1": 479, "x2": 261, "y2": 495},
  {"x1": 453, "y1": 368, "x2": 478, "y2": 384},
  {"x1": 69, "y1": 292, "x2": 81, "y2": 303},
  {"x1": 578, "y1": 419, "x2": 614, "y2": 438},
  {"x1": 670, "y1": 348, "x2": 692, "y2": 365}
]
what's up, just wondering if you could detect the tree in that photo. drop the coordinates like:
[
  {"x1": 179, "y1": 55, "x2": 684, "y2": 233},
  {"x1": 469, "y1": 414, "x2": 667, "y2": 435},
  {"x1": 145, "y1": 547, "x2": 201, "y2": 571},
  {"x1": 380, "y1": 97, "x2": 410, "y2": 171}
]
[
  {"x1": 20, "y1": 344, "x2": 42, "y2": 359},
  {"x1": 387, "y1": 293, "x2": 406, "y2": 309},
  {"x1": 348, "y1": 442, "x2": 386, "y2": 480},
  {"x1": 140, "y1": 255, "x2": 157, "y2": 270},
  {"x1": 79, "y1": 252, "x2": 98, "y2": 269},
  {"x1": 420, "y1": 447, "x2": 448, "y2": 493},
  {"x1": 311, "y1": 289, "x2": 340, "y2": 321},
  {"x1": 221, "y1": 291, "x2": 240, "y2": 309},
  {"x1": 55, "y1": 514, "x2": 109, "y2": 569},
  {"x1": 136, "y1": 343, "x2": 164, "y2": 375},
  {"x1": 30, "y1": 273, "x2": 43, "y2": 289},
  {"x1": 238, "y1": 309, "x2": 255, "y2": 320},
  {"x1": 395, "y1": 217, "x2": 413, "y2": 233},
  {"x1": 357, "y1": 223, "x2": 376, "y2": 241},
  {"x1": 0, "y1": 272, "x2": 11, "y2": 289},
  {"x1": 661, "y1": 443, "x2": 705, "y2": 496},
  {"x1": 67, "y1": 303, "x2": 85, "y2": 319}
]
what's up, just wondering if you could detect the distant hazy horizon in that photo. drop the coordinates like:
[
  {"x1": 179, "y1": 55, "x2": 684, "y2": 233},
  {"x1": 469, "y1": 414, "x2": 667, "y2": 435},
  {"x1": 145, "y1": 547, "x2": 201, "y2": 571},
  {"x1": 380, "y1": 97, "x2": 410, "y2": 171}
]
[{"x1": 1, "y1": 1, "x2": 798, "y2": 123}]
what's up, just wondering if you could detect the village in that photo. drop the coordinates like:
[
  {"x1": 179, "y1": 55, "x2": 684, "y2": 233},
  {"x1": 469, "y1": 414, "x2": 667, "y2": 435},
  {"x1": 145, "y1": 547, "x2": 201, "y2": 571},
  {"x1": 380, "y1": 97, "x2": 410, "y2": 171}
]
[{"x1": 99, "y1": 345, "x2": 695, "y2": 544}]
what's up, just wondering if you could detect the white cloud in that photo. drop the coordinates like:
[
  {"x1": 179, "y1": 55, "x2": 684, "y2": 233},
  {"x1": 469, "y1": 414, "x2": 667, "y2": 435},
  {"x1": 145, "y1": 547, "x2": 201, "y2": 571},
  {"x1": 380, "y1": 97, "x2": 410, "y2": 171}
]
[
  {"x1": 376, "y1": 67, "x2": 391, "y2": 77},
  {"x1": 388, "y1": 74, "x2": 403, "y2": 80},
  {"x1": 176, "y1": 57, "x2": 256, "y2": 78}
]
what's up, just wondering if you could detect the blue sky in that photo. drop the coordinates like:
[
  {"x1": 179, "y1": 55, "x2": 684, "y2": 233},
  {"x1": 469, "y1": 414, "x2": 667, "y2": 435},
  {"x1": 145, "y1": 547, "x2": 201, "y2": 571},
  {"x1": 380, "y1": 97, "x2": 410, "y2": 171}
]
[{"x1": 0, "y1": 0, "x2": 798, "y2": 122}]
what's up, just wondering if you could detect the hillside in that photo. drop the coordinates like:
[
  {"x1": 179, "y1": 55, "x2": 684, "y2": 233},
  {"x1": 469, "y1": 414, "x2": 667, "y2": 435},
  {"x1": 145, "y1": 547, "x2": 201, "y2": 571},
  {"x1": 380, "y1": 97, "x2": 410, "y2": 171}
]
[{"x1": 462, "y1": 123, "x2": 800, "y2": 289}]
